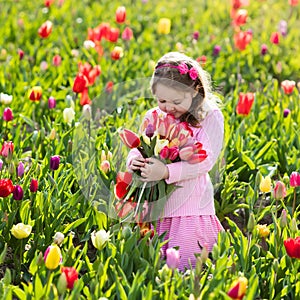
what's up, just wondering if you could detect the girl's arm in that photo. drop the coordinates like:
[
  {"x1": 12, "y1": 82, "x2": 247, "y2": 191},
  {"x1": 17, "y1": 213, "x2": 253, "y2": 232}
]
[{"x1": 165, "y1": 109, "x2": 224, "y2": 184}]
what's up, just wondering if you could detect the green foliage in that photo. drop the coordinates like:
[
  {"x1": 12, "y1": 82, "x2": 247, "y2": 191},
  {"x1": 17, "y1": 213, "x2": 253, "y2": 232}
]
[{"x1": 0, "y1": 0, "x2": 299, "y2": 298}]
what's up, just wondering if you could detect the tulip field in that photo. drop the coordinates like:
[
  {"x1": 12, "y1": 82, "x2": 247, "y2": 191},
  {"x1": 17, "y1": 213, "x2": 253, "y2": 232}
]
[{"x1": 1, "y1": 0, "x2": 300, "y2": 299}]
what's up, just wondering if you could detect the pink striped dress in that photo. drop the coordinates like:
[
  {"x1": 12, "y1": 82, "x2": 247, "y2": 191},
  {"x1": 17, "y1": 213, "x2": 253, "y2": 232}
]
[{"x1": 127, "y1": 106, "x2": 224, "y2": 271}]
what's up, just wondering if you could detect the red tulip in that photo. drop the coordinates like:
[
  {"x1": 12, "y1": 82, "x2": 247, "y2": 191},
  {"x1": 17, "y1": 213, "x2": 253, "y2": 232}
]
[
  {"x1": 168, "y1": 146, "x2": 179, "y2": 161},
  {"x1": 270, "y1": 32, "x2": 280, "y2": 45},
  {"x1": 29, "y1": 86, "x2": 42, "y2": 101},
  {"x1": 236, "y1": 92, "x2": 254, "y2": 115},
  {"x1": 0, "y1": 178, "x2": 14, "y2": 198},
  {"x1": 78, "y1": 62, "x2": 101, "y2": 86},
  {"x1": 284, "y1": 237, "x2": 300, "y2": 258},
  {"x1": 159, "y1": 146, "x2": 170, "y2": 160},
  {"x1": 3, "y1": 107, "x2": 13, "y2": 121},
  {"x1": 234, "y1": 30, "x2": 252, "y2": 51},
  {"x1": 107, "y1": 28, "x2": 119, "y2": 42},
  {"x1": 289, "y1": 0, "x2": 299, "y2": 6},
  {"x1": 119, "y1": 129, "x2": 140, "y2": 148},
  {"x1": 290, "y1": 172, "x2": 300, "y2": 187},
  {"x1": 30, "y1": 179, "x2": 38, "y2": 193},
  {"x1": 44, "y1": 0, "x2": 55, "y2": 7},
  {"x1": 38, "y1": 20, "x2": 53, "y2": 38},
  {"x1": 188, "y1": 151, "x2": 208, "y2": 164},
  {"x1": 114, "y1": 172, "x2": 133, "y2": 199},
  {"x1": 0, "y1": 141, "x2": 14, "y2": 157},
  {"x1": 116, "y1": 6, "x2": 126, "y2": 24},
  {"x1": 61, "y1": 267, "x2": 78, "y2": 289},
  {"x1": 105, "y1": 81, "x2": 114, "y2": 93},
  {"x1": 232, "y1": 9, "x2": 248, "y2": 26},
  {"x1": 122, "y1": 27, "x2": 133, "y2": 41},
  {"x1": 18, "y1": 49, "x2": 24, "y2": 60},
  {"x1": 281, "y1": 80, "x2": 295, "y2": 95},
  {"x1": 72, "y1": 73, "x2": 87, "y2": 93},
  {"x1": 80, "y1": 88, "x2": 91, "y2": 106}
]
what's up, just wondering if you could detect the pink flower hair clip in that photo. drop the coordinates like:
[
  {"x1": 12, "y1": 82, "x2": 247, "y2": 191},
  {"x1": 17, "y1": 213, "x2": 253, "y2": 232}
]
[{"x1": 156, "y1": 63, "x2": 198, "y2": 81}]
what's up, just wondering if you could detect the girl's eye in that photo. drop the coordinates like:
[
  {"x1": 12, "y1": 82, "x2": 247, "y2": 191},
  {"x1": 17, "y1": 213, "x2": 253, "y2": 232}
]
[
  {"x1": 158, "y1": 99, "x2": 166, "y2": 103},
  {"x1": 174, "y1": 102, "x2": 181, "y2": 105}
]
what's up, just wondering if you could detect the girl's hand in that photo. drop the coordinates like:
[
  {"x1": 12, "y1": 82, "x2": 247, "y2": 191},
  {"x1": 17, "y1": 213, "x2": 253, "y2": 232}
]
[
  {"x1": 129, "y1": 156, "x2": 146, "y2": 172},
  {"x1": 140, "y1": 157, "x2": 169, "y2": 182}
]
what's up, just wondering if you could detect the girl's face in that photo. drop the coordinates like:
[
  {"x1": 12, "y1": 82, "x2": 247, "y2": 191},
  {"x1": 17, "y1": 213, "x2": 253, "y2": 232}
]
[{"x1": 154, "y1": 83, "x2": 194, "y2": 119}]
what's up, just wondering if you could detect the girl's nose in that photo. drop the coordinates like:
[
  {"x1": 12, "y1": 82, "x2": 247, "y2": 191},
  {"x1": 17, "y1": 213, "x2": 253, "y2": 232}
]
[{"x1": 166, "y1": 105, "x2": 175, "y2": 112}]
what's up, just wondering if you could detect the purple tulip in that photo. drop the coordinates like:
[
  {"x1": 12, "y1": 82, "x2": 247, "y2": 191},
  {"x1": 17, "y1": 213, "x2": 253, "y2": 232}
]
[
  {"x1": 48, "y1": 96, "x2": 56, "y2": 109},
  {"x1": 166, "y1": 248, "x2": 180, "y2": 269},
  {"x1": 0, "y1": 159, "x2": 3, "y2": 170},
  {"x1": 30, "y1": 179, "x2": 38, "y2": 193},
  {"x1": 283, "y1": 108, "x2": 290, "y2": 118},
  {"x1": 17, "y1": 162, "x2": 24, "y2": 177},
  {"x1": 261, "y1": 44, "x2": 268, "y2": 56},
  {"x1": 213, "y1": 45, "x2": 221, "y2": 56},
  {"x1": 3, "y1": 107, "x2": 13, "y2": 121},
  {"x1": 145, "y1": 124, "x2": 155, "y2": 138},
  {"x1": 50, "y1": 155, "x2": 60, "y2": 171},
  {"x1": 13, "y1": 185, "x2": 24, "y2": 200}
]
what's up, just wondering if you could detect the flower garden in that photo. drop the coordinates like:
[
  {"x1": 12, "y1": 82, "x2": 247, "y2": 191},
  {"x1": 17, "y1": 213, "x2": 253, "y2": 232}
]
[{"x1": 0, "y1": 0, "x2": 300, "y2": 299}]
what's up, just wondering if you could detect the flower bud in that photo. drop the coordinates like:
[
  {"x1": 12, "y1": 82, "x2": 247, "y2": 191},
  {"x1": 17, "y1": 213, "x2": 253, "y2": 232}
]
[
  {"x1": 30, "y1": 179, "x2": 38, "y2": 193},
  {"x1": 3, "y1": 107, "x2": 13, "y2": 121},
  {"x1": 256, "y1": 224, "x2": 270, "y2": 238},
  {"x1": 166, "y1": 248, "x2": 180, "y2": 270},
  {"x1": 53, "y1": 232, "x2": 65, "y2": 246},
  {"x1": 44, "y1": 245, "x2": 62, "y2": 270},
  {"x1": 63, "y1": 107, "x2": 75, "y2": 124},
  {"x1": 91, "y1": 230, "x2": 110, "y2": 250},
  {"x1": 48, "y1": 96, "x2": 56, "y2": 109},
  {"x1": 273, "y1": 181, "x2": 286, "y2": 200},
  {"x1": 100, "y1": 160, "x2": 110, "y2": 173},
  {"x1": 247, "y1": 212, "x2": 256, "y2": 232},
  {"x1": 291, "y1": 218, "x2": 298, "y2": 233},
  {"x1": 49, "y1": 128, "x2": 56, "y2": 140},
  {"x1": 82, "y1": 104, "x2": 92, "y2": 120},
  {"x1": 259, "y1": 176, "x2": 272, "y2": 193},
  {"x1": 17, "y1": 162, "x2": 24, "y2": 177},
  {"x1": 13, "y1": 185, "x2": 24, "y2": 200},
  {"x1": 227, "y1": 276, "x2": 248, "y2": 300},
  {"x1": 57, "y1": 273, "x2": 67, "y2": 294},
  {"x1": 50, "y1": 155, "x2": 60, "y2": 171},
  {"x1": 279, "y1": 209, "x2": 287, "y2": 229}
]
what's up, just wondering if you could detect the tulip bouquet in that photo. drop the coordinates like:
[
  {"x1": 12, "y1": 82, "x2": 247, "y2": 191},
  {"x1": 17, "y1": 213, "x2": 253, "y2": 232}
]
[{"x1": 114, "y1": 110, "x2": 208, "y2": 222}]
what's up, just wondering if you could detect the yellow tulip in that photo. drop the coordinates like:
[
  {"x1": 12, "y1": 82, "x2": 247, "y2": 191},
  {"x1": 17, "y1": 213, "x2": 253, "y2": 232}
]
[
  {"x1": 44, "y1": 245, "x2": 62, "y2": 270},
  {"x1": 11, "y1": 223, "x2": 32, "y2": 239},
  {"x1": 157, "y1": 18, "x2": 171, "y2": 34},
  {"x1": 256, "y1": 224, "x2": 270, "y2": 238},
  {"x1": 259, "y1": 176, "x2": 272, "y2": 193}
]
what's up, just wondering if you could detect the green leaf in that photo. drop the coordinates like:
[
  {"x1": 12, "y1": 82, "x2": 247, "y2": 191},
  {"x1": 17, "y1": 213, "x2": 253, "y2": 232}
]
[{"x1": 63, "y1": 217, "x2": 87, "y2": 234}]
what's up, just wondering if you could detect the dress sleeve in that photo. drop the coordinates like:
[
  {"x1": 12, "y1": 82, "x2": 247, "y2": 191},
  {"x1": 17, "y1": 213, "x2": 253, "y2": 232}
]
[{"x1": 165, "y1": 109, "x2": 224, "y2": 184}]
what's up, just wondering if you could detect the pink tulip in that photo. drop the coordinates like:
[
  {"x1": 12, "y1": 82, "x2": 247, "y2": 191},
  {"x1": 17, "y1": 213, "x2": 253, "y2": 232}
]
[
  {"x1": 3, "y1": 107, "x2": 13, "y2": 121},
  {"x1": 166, "y1": 248, "x2": 180, "y2": 269},
  {"x1": 179, "y1": 146, "x2": 194, "y2": 161},
  {"x1": 273, "y1": 181, "x2": 287, "y2": 200},
  {"x1": 290, "y1": 172, "x2": 300, "y2": 187},
  {"x1": 168, "y1": 146, "x2": 179, "y2": 161}
]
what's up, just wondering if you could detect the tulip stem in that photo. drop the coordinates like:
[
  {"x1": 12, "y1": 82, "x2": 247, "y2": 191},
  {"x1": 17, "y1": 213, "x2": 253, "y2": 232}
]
[
  {"x1": 134, "y1": 182, "x2": 147, "y2": 217},
  {"x1": 292, "y1": 188, "x2": 296, "y2": 216}
]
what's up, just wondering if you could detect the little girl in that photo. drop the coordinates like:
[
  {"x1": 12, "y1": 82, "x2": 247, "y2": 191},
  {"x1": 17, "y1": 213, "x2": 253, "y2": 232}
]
[{"x1": 127, "y1": 52, "x2": 224, "y2": 271}]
